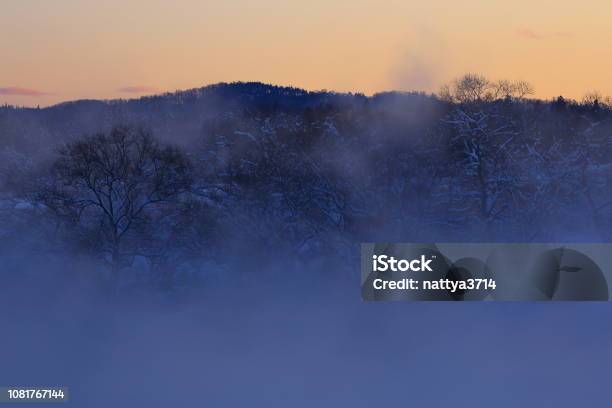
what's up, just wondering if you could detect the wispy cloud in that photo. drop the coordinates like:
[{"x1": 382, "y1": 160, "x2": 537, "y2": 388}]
[
  {"x1": 517, "y1": 28, "x2": 573, "y2": 40},
  {"x1": 0, "y1": 87, "x2": 49, "y2": 96},
  {"x1": 516, "y1": 29, "x2": 544, "y2": 40},
  {"x1": 117, "y1": 86, "x2": 158, "y2": 94}
]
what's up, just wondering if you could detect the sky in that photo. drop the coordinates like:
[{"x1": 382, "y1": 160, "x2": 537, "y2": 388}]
[{"x1": 1, "y1": 0, "x2": 611, "y2": 106}]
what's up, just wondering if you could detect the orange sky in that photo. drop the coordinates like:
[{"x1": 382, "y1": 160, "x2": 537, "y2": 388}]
[{"x1": 2, "y1": 0, "x2": 611, "y2": 106}]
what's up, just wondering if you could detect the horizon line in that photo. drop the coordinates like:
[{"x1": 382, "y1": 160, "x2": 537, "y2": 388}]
[{"x1": 0, "y1": 80, "x2": 592, "y2": 110}]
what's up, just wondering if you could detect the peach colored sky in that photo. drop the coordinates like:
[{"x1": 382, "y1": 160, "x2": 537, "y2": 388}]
[{"x1": 1, "y1": 0, "x2": 611, "y2": 106}]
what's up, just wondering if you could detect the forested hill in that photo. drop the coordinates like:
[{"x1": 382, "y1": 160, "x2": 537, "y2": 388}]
[
  {"x1": 2, "y1": 78, "x2": 612, "y2": 292},
  {"x1": 2, "y1": 80, "x2": 607, "y2": 154},
  {"x1": 0, "y1": 82, "x2": 437, "y2": 152}
]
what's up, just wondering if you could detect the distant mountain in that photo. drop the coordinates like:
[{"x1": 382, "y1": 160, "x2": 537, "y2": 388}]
[{"x1": 0, "y1": 82, "x2": 434, "y2": 154}]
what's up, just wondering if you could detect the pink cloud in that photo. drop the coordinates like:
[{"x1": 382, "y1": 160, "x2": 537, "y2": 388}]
[
  {"x1": 117, "y1": 86, "x2": 158, "y2": 94},
  {"x1": 516, "y1": 29, "x2": 544, "y2": 40},
  {"x1": 0, "y1": 87, "x2": 49, "y2": 96}
]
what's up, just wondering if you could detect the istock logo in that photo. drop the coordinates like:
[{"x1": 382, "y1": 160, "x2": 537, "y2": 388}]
[{"x1": 372, "y1": 254, "x2": 435, "y2": 272}]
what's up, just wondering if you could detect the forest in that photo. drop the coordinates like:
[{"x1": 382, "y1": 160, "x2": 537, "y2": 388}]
[{"x1": 2, "y1": 74, "x2": 612, "y2": 294}]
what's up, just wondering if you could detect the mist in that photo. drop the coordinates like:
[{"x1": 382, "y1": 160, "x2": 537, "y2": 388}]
[
  {"x1": 3, "y1": 261, "x2": 611, "y2": 407},
  {"x1": 2, "y1": 81, "x2": 612, "y2": 406}
]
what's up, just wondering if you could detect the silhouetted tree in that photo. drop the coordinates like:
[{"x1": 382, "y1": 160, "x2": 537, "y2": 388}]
[
  {"x1": 440, "y1": 73, "x2": 533, "y2": 104},
  {"x1": 40, "y1": 125, "x2": 193, "y2": 289}
]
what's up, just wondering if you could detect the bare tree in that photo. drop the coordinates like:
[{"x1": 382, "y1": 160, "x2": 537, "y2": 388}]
[
  {"x1": 440, "y1": 73, "x2": 533, "y2": 104},
  {"x1": 40, "y1": 125, "x2": 193, "y2": 289},
  {"x1": 492, "y1": 79, "x2": 534, "y2": 100},
  {"x1": 582, "y1": 91, "x2": 604, "y2": 107}
]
